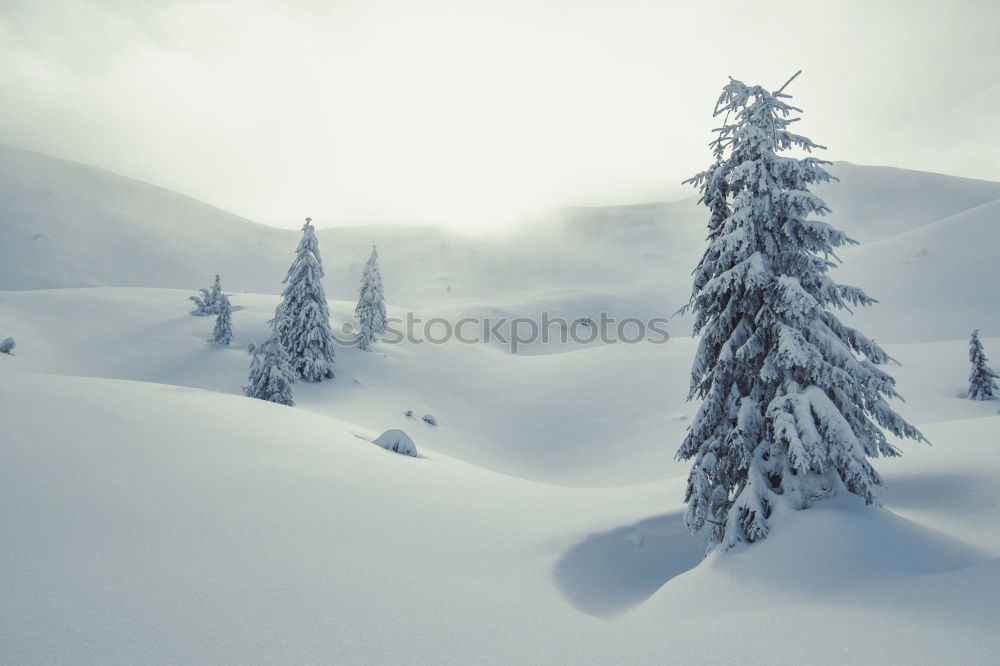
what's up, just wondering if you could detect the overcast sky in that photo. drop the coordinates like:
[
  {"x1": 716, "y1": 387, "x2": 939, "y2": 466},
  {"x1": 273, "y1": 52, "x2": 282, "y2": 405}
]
[{"x1": 1, "y1": 0, "x2": 998, "y2": 232}]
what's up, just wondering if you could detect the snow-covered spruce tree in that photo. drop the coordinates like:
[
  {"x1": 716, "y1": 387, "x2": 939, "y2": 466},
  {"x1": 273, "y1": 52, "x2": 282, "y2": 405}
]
[
  {"x1": 190, "y1": 274, "x2": 224, "y2": 315},
  {"x1": 243, "y1": 335, "x2": 296, "y2": 406},
  {"x1": 355, "y1": 244, "x2": 387, "y2": 351},
  {"x1": 678, "y1": 72, "x2": 925, "y2": 549},
  {"x1": 968, "y1": 330, "x2": 999, "y2": 400},
  {"x1": 213, "y1": 293, "x2": 234, "y2": 346},
  {"x1": 0, "y1": 337, "x2": 14, "y2": 354},
  {"x1": 273, "y1": 218, "x2": 336, "y2": 380}
]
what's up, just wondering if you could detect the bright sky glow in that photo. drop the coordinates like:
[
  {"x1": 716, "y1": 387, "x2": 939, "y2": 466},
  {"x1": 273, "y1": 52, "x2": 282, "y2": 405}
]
[{"x1": 2, "y1": 0, "x2": 998, "y2": 231}]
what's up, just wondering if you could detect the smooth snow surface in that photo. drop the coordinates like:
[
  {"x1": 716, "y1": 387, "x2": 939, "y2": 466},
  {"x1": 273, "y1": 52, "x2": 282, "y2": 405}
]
[
  {"x1": 2, "y1": 146, "x2": 999, "y2": 662},
  {"x1": 3, "y1": 144, "x2": 999, "y2": 341}
]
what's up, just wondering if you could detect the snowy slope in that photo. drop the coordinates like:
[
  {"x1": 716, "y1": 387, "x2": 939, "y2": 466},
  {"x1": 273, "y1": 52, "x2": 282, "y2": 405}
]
[
  {"x1": 3, "y1": 144, "x2": 1000, "y2": 343},
  {"x1": 838, "y1": 198, "x2": 1000, "y2": 342},
  {"x1": 560, "y1": 162, "x2": 1000, "y2": 245},
  {"x1": 0, "y1": 373, "x2": 657, "y2": 663},
  {"x1": 561, "y1": 162, "x2": 1000, "y2": 342},
  {"x1": 0, "y1": 144, "x2": 290, "y2": 292},
  {"x1": 0, "y1": 287, "x2": 696, "y2": 485},
  {"x1": 0, "y1": 143, "x2": 634, "y2": 306},
  {"x1": 2, "y1": 287, "x2": 999, "y2": 485},
  {"x1": 0, "y1": 144, "x2": 476, "y2": 302},
  {"x1": 2, "y1": 356, "x2": 998, "y2": 662},
  {"x1": 816, "y1": 162, "x2": 1000, "y2": 242},
  {"x1": 3, "y1": 147, "x2": 1000, "y2": 662}
]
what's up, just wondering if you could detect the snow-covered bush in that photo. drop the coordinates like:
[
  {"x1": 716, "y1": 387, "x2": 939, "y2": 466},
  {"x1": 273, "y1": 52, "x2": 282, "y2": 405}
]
[
  {"x1": 372, "y1": 429, "x2": 418, "y2": 457},
  {"x1": 968, "y1": 330, "x2": 998, "y2": 400},
  {"x1": 422, "y1": 414, "x2": 437, "y2": 426},
  {"x1": 213, "y1": 294, "x2": 233, "y2": 346},
  {"x1": 243, "y1": 336, "x2": 296, "y2": 406},
  {"x1": 677, "y1": 72, "x2": 924, "y2": 549},
  {"x1": 273, "y1": 218, "x2": 336, "y2": 380},
  {"x1": 0, "y1": 337, "x2": 14, "y2": 354},
  {"x1": 190, "y1": 274, "x2": 224, "y2": 316},
  {"x1": 355, "y1": 244, "x2": 387, "y2": 351}
]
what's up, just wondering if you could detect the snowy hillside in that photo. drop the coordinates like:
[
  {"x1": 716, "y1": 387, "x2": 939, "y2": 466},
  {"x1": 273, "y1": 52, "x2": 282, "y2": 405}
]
[
  {"x1": 559, "y1": 163, "x2": 1000, "y2": 341},
  {"x1": 1, "y1": 290, "x2": 999, "y2": 662},
  {"x1": 2, "y1": 286, "x2": 999, "y2": 483},
  {"x1": 3, "y1": 144, "x2": 1000, "y2": 342},
  {"x1": 840, "y1": 198, "x2": 1000, "y2": 342},
  {"x1": 0, "y1": 144, "x2": 289, "y2": 292},
  {"x1": 2, "y1": 146, "x2": 1000, "y2": 662},
  {"x1": 0, "y1": 144, "x2": 606, "y2": 304}
]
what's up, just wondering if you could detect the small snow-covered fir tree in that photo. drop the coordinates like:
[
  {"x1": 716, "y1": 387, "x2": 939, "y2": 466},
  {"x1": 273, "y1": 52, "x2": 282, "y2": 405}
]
[
  {"x1": 355, "y1": 244, "x2": 387, "y2": 351},
  {"x1": 243, "y1": 335, "x2": 296, "y2": 406},
  {"x1": 0, "y1": 337, "x2": 14, "y2": 354},
  {"x1": 209, "y1": 273, "x2": 222, "y2": 304},
  {"x1": 213, "y1": 293, "x2": 233, "y2": 346},
  {"x1": 190, "y1": 274, "x2": 224, "y2": 315},
  {"x1": 678, "y1": 72, "x2": 924, "y2": 549},
  {"x1": 274, "y1": 218, "x2": 336, "y2": 380},
  {"x1": 968, "y1": 330, "x2": 999, "y2": 400}
]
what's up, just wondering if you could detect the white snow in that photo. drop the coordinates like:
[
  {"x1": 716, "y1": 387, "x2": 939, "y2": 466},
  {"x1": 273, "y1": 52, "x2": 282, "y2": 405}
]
[
  {"x1": 1, "y1": 145, "x2": 999, "y2": 662},
  {"x1": 5, "y1": 143, "x2": 999, "y2": 342}
]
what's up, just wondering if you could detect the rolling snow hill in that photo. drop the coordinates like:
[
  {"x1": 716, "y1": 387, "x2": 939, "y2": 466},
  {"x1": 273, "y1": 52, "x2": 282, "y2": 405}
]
[
  {"x1": 3, "y1": 143, "x2": 1000, "y2": 341},
  {"x1": 2, "y1": 147, "x2": 1000, "y2": 662},
  {"x1": 1, "y1": 293, "x2": 998, "y2": 663}
]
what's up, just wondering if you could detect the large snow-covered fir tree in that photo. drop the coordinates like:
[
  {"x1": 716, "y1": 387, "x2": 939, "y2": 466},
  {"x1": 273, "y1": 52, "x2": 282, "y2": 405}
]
[
  {"x1": 677, "y1": 72, "x2": 925, "y2": 549},
  {"x1": 190, "y1": 274, "x2": 224, "y2": 316},
  {"x1": 355, "y1": 245, "x2": 387, "y2": 351},
  {"x1": 243, "y1": 335, "x2": 296, "y2": 406},
  {"x1": 273, "y1": 218, "x2": 336, "y2": 380},
  {"x1": 213, "y1": 293, "x2": 233, "y2": 346},
  {"x1": 968, "y1": 330, "x2": 998, "y2": 400}
]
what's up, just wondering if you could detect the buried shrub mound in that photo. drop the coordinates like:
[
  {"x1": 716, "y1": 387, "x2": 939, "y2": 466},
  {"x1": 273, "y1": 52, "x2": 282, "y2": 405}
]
[{"x1": 373, "y1": 429, "x2": 418, "y2": 457}]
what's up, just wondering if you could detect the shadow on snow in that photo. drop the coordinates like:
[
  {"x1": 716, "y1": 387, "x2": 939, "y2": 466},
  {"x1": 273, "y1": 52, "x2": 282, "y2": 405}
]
[{"x1": 553, "y1": 510, "x2": 704, "y2": 618}]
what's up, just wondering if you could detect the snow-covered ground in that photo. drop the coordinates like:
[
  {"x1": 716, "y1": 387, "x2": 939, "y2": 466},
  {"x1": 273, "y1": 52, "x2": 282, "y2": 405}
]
[
  {"x1": 4, "y1": 143, "x2": 1000, "y2": 340},
  {"x1": 1, "y1": 145, "x2": 999, "y2": 662}
]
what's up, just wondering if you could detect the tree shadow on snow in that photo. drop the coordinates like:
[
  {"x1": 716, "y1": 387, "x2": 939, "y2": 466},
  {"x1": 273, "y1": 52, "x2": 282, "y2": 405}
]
[{"x1": 553, "y1": 511, "x2": 704, "y2": 618}]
